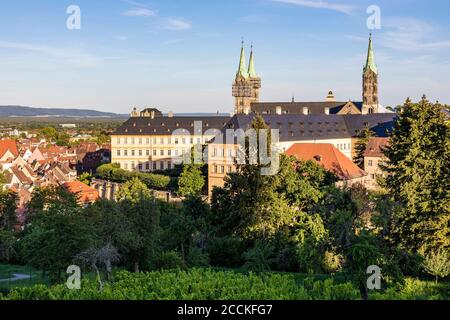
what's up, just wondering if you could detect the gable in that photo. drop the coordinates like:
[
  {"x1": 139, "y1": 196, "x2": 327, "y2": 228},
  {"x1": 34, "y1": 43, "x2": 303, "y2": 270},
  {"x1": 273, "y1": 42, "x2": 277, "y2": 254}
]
[{"x1": 337, "y1": 102, "x2": 362, "y2": 115}]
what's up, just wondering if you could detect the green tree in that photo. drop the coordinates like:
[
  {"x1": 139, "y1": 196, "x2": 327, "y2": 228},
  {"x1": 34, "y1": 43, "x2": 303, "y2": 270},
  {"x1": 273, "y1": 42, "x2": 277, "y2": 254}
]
[
  {"x1": 381, "y1": 96, "x2": 450, "y2": 253},
  {"x1": 353, "y1": 127, "x2": 374, "y2": 169},
  {"x1": 177, "y1": 164, "x2": 205, "y2": 197},
  {"x1": 19, "y1": 197, "x2": 94, "y2": 281},
  {"x1": 116, "y1": 177, "x2": 152, "y2": 204},
  {"x1": 79, "y1": 172, "x2": 93, "y2": 186},
  {"x1": 420, "y1": 249, "x2": 450, "y2": 284},
  {"x1": 0, "y1": 190, "x2": 18, "y2": 262}
]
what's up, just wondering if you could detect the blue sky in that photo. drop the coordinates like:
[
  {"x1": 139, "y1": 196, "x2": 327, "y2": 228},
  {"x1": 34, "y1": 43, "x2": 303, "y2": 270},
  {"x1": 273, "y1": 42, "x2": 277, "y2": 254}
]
[{"x1": 0, "y1": 0, "x2": 449, "y2": 114}]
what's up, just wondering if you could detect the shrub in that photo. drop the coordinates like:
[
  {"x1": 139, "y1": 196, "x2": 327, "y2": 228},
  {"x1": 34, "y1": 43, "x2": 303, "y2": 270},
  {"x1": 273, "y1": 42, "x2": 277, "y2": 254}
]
[
  {"x1": 207, "y1": 237, "x2": 244, "y2": 268},
  {"x1": 321, "y1": 250, "x2": 343, "y2": 274},
  {"x1": 153, "y1": 251, "x2": 185, "y2": 270},
  {"x1": 243, "y1": 241, "x2": 274, "y2": 272},
  {"x1": 186, "y1": 247, "x2": 209, "y2": 268},
  {"x1": 275, "y1": 247, "x2": 299, "y2": 272}
]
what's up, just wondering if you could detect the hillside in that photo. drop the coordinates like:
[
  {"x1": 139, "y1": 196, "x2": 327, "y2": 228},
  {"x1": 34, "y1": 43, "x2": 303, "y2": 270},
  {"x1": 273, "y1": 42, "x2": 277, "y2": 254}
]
[{"x1": 0, "y1": 105, "x2": 124, "y2": 118}]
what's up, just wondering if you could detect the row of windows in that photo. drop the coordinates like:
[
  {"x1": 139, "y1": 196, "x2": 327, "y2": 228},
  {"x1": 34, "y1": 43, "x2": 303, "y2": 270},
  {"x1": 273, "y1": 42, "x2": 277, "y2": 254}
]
[
  {"x1": 336, "y1": 143, "x2": 351, "y2": 151},
  {"x1": 116, "y1": 137, "x2": 203, "y2": 146},
  {"x1": 115, "y1": 149, "x2": 189, "y2": 157},
  {"x1": 120, "y1": 161, "x2": 172, "y2": 171},
  {"x1": 211, "y1": 165, "x2": 235, "y2": 174}
]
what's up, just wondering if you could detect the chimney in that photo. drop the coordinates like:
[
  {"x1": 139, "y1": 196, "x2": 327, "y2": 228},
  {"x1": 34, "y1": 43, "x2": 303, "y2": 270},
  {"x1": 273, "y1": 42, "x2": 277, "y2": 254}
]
[
  {"x1": 326, "y1": 91, "x2": 336, "y2": 102},
  {"x1": 168, "y1": 111, "x2": 174, "y2": 118},
  {"x1": 276, "y1": 106, "x2": 282, "y2": 115},
  {"x1": 324, "y1": 107, "x2": 330, "y2": 115},
  {"x1": 302, "y1": 107, "x2": 309, "y2": 115}
]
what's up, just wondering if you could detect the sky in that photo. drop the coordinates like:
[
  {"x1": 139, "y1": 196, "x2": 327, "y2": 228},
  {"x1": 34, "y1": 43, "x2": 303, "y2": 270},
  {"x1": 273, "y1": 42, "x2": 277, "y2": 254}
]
[{"x1": 0, "y1": 0, "x2": 449, "y2": 114}]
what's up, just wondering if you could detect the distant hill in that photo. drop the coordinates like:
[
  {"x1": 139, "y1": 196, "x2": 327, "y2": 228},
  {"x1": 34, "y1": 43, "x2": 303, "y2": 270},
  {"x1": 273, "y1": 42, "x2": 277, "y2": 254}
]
[{"x1": 0, "y1": 105, "x2": 126, "y2": 118}]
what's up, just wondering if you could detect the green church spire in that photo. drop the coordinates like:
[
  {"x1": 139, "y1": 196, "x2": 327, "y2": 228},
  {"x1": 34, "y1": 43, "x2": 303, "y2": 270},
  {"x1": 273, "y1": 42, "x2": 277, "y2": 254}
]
[
  {"x1": 248, "y1": 45, "x2": 257, "y2": 78},
  {"x1": 236, "y1": 41, "x2": 249, "y2": 79},
  {"x1": 364, "y1": 33, "x2": 378, "y2": 75}
]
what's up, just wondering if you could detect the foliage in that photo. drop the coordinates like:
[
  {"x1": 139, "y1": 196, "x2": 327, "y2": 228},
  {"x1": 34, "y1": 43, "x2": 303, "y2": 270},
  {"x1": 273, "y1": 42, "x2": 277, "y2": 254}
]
[
  {"x1": 152, "y1": 251, "x2": 185, "y2": 270},
  {"x1": 177, "y1": 164, "x2": 205, "y2": 197},
  {"x1": 96, "y1": 163, "x2": 174, "y2": 190},
  {"x1": 353, "y1": 127, "x2": 374, "y2": 168},
  {"x1": 381, "y1": 97, "x2": 450, "y2": 253},
  {"x1": 207, "y1": 237, "x2": 245, "y2": 268},
  {"x1": 420, "y1": 249, "x2": 450, "y2": 283},
  {"x1": 115, "y1": 177, "x2": 152, "y2": 203},
  {"x1": 79, "y1": 172, "x2": 93, "y2": 186},
  {"x1": 243, "y1": 241, "x2": 274, "y2": 272}
]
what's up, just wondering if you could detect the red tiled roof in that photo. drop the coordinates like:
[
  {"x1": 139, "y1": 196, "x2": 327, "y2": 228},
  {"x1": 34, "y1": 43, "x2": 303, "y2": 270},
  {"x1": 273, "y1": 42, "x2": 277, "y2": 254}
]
[
  {"x1": 286, "y1": 143, "x2": 367, "y2": 180},
  {"x1": 63, "y1": 181, "x2": 99, "y2": 203},
  {"x1": 0, "y1": 139, "x2": 19, "y2": 159},
  {"x1": 364, "y1": 137, "x2": 389, "y2": 157}
]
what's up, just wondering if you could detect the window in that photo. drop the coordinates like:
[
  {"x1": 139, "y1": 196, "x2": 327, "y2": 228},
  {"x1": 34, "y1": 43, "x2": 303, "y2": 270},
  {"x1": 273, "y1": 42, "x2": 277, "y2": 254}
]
[
  {"x1": 124, "y1": 138, "x2": 128, "y2": 145},
  {"x1": 153, "y1": 137, "x2": 157, "y2": 144},
  {"x1": 124, "y1": 162, "x2": 128, "y2": 170},
  {"x1": 131, "y1": 161, "x2": 135, "y2": 170},
  {"x1": 168, "y1": 150, "x2": 172, "y2": 156},
  {"x1": 131, "y1": 138, "x2": 135, "y2": 145},
  {"x1": 153, "y1": 150, "x2": 157, "y2": 156},
  {"x1": 160, "y1": 161, "x2": 164, "y2": 170},
  {"x1": 175, "y1": 149, "x2": 179, "y2": 156},
  {"x1": 213, "y1": 165, "x2": 218, "y2": 174},
  {"x1": 139, "y1": 138, "x2": 142, "y2": 145},
  {"x1": 146, "y1": 162, "x2": 150, "y2": 170},
  {"x1": 167, "y1": 138, "x2": 171, "y2": 145},
  {"x1": 131, "y1": 150, "x2": 135, "y2": 156},
  {"x1": 124, "y1": 150, "x2": 128, "y2": 156},
  {"x1": 175, "y1": 138, "x2": 179, "y2": 145},
  {"x1": 220, "y1": 166, "x2": 225, "y2": 174},
  {"x1": 146, "y1": 138, "x2": 150, "y2": 144},
  {"x1": 139, "y1": 150, "x2": 142, "y2": 156},
  {"x1": 197, "y1": 137, "x2": 201, "y2": 144},
  {"x1": 182, "y1": 138, "x2": 186, "y2": 144},
  {"x1": 117, "y1": 138, "x2": 121, "y2": 145},
  {"x1": 213, "y1": 147, "x2": 217, "y2": 157},
  {"x1": 227, "y1": 166, "x2": 232, "y2": 173},
  {"x1": 160, "y1": 138, "x2": 164, "y2": 144},
  {"x1": 117, "y1": 150, "x2": 121, "y2": 156},
  {"x1": 167, "y1": 162, "x2": 172, "y2": 170},
  {"x1": 146, "y1": 150, "x2": 150, "y2": 156},
  {"x1": 153, "y1": 162, "x2": 157, "y2": 170},
  {"x1": 190, "y1": 138, "x2": 194, "y2": 144},
  {"x1": 138, "y1": 162, "x2": 142, "y2": 170},
  {"x1": 160, "y1": 150, "x2": 164, "y2": 156},
  {"x1": 368, "y1": 160, "x2": 373, "y2": 167}
]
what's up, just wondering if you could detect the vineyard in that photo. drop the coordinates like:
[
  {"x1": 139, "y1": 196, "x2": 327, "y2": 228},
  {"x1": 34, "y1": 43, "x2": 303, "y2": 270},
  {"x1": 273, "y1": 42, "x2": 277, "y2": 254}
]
[{"x1": 2, "y1": 269, "x2": 448, "y2": 300}]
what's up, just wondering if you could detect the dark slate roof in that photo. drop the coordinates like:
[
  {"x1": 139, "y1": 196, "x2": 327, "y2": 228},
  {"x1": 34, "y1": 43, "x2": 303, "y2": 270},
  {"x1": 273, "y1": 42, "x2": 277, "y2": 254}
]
[
  {"x1": 251, "y1": 101, "x2": 363, "y2": 115},
  {"x1": 113, "y1": 116, "x2": 231, "y2": 136},
  {"x1": 213, "y1": 113, "x2": 397, "y2": 144},
  {"x1": 343, "y1": 114, "x2": 397, "y2": 137}
]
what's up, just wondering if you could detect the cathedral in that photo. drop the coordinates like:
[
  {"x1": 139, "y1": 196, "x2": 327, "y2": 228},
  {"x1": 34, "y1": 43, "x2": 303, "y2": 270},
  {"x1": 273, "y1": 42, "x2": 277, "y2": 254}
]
[{"x1": 232, "y1": 34, "x2": 380, "y2": 116}]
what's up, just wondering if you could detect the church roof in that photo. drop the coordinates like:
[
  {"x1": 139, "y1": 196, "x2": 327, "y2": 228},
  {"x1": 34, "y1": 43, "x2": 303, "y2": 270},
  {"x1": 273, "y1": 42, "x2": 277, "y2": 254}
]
[
  {"x1": 251, "y1": 101, "x2": 364, "y2": 115},
  {"x1": 236, "y1": 42, "x2": 249, "y2": 79},
  {"x1": 248, "y1": 46, "x2": 257, "y2": 78},
  {"x1": 364, "y1": 34, "x2": 378, "y2": 75}
]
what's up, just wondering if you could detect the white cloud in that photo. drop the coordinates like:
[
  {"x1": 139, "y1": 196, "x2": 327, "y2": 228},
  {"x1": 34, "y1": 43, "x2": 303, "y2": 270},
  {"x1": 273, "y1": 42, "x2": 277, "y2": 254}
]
[
  {"x1": 381, "y1": 17, "x2": 450, "y2": 52},
  {"x1": 272, "y1": 0, "x2": 356, "y2": 15},
  {"x1": 122, "y1": 8, "x2": 156, "y2": 17},
  {"x1": 0, "y1": 40, "x2": 103, "y2": 67},
  {"x1": 165, "y1": 18, "x2": 192, "y2": 31}
]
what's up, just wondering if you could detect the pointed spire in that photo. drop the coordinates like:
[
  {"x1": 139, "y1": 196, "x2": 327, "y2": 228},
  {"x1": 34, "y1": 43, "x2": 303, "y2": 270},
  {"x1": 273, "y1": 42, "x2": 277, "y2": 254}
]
[
  {"x1": 364, "y1": 33, "x2": 378, "y2": 75},
  {"x1": 248, "y1": 44, "x2": 257, "y2": 78},
  {"x1": 236, "y1": 40, "x2": 249, "y2": 79}
]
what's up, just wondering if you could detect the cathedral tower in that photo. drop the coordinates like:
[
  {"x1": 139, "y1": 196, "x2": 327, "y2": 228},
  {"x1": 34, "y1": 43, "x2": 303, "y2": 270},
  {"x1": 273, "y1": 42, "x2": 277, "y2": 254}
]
[
  {"x1": 362, "y1": 34, "x2": 379, "y2": 114},
  {"x1": 232, "y1": 42, "x2": 261, "y2": 114}
]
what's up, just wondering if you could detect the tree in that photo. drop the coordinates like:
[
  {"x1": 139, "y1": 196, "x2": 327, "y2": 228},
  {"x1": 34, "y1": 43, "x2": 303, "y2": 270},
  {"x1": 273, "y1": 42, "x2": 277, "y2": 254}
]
[
  {"x1": 420, "y1": 249, "x2": 450, "y2": 284},
  {"x1": 353, "y1": 127, "x2": 374, "y2": 169},
  {"x1": 0, "y1": 190, "x2": 19, "y2": 262},
  {"x1": 19, "y1": 204, "x2": 95, "y2": 281},
  {"x1": 79, "y1": 172, "x2": 93, "y2": 186},
  {"x1": 116, "y1": 177, "x2": 152, "y2": 204},
  {"x1": 381, "y1": 97, "x2": 450, "y2": 253},
  {"x1": 177, "y1": 164, "x2": 205, "y2": 197}
]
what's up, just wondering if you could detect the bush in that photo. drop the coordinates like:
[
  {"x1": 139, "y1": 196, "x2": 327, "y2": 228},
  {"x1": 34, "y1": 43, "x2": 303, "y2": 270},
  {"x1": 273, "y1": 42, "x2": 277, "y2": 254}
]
[
  {"x1": 243, "y1": 241, "x2": 274, "y2": 272},
  {"x1": 207, "y1": 237, "x2": 244, "y2": 268},
  {"x1": 96, "y1": 164, "x2": 172, "y2": 190},
  {"x1": 321, "y1": 250, "x2": 343, "y2": 274},
  {"x1": 152, "y1": 251, "x2": 185, "y2": 270},
  {"x1": 186, "y1": 247, "x2": 209, "y2": 268},
  {"x1": 275, "y1": 247, "x2": 300, "y2": 272}
]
